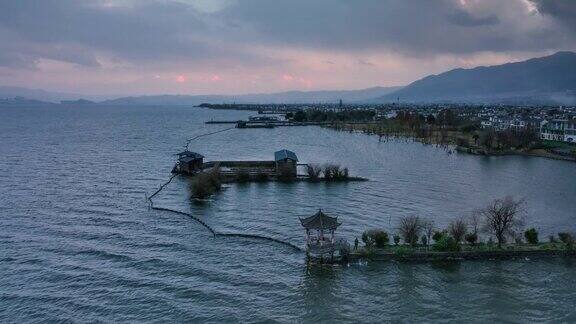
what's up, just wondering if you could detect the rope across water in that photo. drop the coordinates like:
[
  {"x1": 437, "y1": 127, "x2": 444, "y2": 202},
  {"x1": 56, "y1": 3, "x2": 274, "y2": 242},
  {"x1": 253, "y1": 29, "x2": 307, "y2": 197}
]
[
  {"x1": 185, "y1": 126, "x2": 235, "y2": 150},
  {"x1": 147, "y1": 127, "x2": 304, "y2": 252}
]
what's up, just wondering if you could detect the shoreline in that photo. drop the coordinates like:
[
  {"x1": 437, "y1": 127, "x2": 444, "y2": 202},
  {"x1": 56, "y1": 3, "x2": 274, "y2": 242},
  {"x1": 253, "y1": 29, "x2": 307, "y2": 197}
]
[
  {"x1": 325, "y1": 122, "x2": 576, "y2": 163},
  {"x1": 455, "y1": 146, "x2": 576, "y2": 162},
  {"x1": 347, "y1": 247, "x2": 576, "y2": 263}
]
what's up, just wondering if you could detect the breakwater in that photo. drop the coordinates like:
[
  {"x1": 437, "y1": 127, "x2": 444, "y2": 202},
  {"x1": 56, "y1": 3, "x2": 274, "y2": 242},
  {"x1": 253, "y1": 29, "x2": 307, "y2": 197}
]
[{"x1": 349, "y1": 248, "x2": 576, "y2": 263}]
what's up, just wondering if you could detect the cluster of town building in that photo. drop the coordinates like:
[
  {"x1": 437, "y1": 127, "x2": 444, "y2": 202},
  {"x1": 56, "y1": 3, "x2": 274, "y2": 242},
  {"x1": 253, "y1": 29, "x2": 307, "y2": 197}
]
[
  {"x1": 318, "y1": 103, "x2": 576, "y2": 143},
  {"x1": 367, "y1": 103, "x2": 576, "y2": 143},
  {"x1": 334, "y1": 103, "x2": 575, "y2": 143},
  {"x1": 469, "y1": 105, "x2": 576, "y2": 143},
  {"x1": 201, "y1": 102, "x2": 576, "y2": 144}
]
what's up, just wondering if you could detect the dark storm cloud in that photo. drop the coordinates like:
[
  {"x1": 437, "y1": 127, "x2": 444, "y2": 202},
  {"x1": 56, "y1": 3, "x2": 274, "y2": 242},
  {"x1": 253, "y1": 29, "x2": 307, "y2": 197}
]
[
  {"x1": 221, "y1": 0, "x2": 570, "y2": 54},
  {"x1": 0, "y1": 0, "x2": 209, "y2": 59},
  {"x1": 529, "y1": 0, "x2": 576, "y2": 31},
  {"x1": 0, "y1": 28, "x2": 100, "y2": 68},
  {"x1": 0, "y1": 0, "x2": 573, "y2": 70},
  {"x1": 0, "y1": 0, "x2": 266, "y2": 68}
]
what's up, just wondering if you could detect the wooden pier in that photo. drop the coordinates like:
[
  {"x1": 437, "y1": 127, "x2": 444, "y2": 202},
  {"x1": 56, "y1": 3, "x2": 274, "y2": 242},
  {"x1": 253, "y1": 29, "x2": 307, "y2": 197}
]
[
  {"x1": 205, "y1": 120, "x2": 333, "y2": 127},
  {"x1": 205, "y1": 120, "x2": 241, "y2": 124}
]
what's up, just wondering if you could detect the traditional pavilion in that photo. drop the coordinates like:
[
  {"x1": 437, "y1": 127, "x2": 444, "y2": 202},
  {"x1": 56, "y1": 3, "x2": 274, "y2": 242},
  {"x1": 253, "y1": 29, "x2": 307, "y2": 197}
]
[{"x1": 300, "y1": 209, "x2": 347, "y2": 262}]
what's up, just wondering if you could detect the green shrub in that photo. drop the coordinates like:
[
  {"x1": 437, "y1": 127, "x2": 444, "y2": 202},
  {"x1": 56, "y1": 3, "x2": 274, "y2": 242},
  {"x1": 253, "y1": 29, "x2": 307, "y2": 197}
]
[
  {"x1": 190, "y1": 168, "x2": 222, "y2": 199},
  {"x1": 372, "y1": 231, "x2": 389, "y2": 248},
  {"x1": 558, "y1": 232, "x2": 574, "y2": 248},
  {"x1": 433, "y1": 235, "x2": 460, "y2": 252},
  {"x1": 191, "y1": 178, "x2": 211, "y2": 199},
  {"x1": 465, "y1": 233, "x2": 478, "y2": 246},
  {"x1": 394, "y1": 246, "x2": 414, "y2": 257},
  {"x1": 362, "y1": 229, "x2": 389, "y2": 248},
  {"x1": 432, "y1": 231, "x2": 445, "y2": 243},
  {"x1": 524, "y1": 228, "x2": 539, "y2": 244},
  {"x1": 361, "y1": 231, "x2": 374, "y2": 248}
]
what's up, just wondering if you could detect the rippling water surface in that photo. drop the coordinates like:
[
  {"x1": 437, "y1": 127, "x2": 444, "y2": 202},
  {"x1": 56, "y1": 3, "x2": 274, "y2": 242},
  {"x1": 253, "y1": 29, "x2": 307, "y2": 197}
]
[{"x1": 1, "y1": 105, "x2": 575, "y2": 322}]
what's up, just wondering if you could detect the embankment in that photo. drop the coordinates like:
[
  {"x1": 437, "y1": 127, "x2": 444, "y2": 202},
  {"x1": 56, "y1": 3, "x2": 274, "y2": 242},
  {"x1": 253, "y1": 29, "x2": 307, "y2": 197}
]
[{"x1": 348, "y1": 248, "x2": 576, "y2": 263}]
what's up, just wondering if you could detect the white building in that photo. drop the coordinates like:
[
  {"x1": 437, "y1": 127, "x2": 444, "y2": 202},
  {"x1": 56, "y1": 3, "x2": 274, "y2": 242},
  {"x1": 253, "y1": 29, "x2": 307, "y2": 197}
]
[{"x1": 540, "y1": 119, "x2": 576, "y2": 143}]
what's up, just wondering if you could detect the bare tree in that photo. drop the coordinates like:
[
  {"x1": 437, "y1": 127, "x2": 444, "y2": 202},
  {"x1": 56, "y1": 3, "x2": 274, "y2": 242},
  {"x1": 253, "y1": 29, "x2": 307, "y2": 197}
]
[
  {"x1": 305, "y1": 164, "x2": 322, "y2": 181},
  {"x1": 468, "y1": 212, "x2": 481, "y2": 235},
  {"x1": 479, "y1": 196, "x2": 526, "y2": 248},
  {"x1": 423, "y1": 220, "x2": 434, "y2": 248},
  {"x1": 398, "y1": 215, "x2": 422, "y2": 247},
  {"x1": 323, "y1": 164, "x2": 349, "y2": 180},
  {"x1": 449, "y1": 218, "x2": 467, "y2": 243}
]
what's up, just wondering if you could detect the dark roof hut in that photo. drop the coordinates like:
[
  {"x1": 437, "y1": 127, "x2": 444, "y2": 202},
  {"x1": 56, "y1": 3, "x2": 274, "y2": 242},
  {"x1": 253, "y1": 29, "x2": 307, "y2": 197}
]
[
  {"x1": 274, "y1": 149, "x2": 298, "y2": 178},
  {"x1": 175, "y1": 151, "x2": 204, "y2": 174}
]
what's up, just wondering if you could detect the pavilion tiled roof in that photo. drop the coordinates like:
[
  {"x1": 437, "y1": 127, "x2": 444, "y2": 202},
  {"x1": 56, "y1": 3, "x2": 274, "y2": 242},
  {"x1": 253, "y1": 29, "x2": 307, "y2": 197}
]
[{"x1": 300, "y1": 209, "x2": 341, "y2": 230}]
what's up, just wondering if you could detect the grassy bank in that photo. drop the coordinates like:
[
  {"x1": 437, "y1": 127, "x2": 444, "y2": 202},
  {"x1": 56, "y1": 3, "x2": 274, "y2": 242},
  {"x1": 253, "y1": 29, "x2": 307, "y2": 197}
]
[{"x1": 349, "y1": 243, "x2": 576, "y2": 262}]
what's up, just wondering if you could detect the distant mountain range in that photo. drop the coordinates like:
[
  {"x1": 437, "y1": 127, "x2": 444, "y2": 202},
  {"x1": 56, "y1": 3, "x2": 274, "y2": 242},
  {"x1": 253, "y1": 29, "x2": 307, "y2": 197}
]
[
  {"x1": 379, "y1": 51, "x2": 576, "y2": 104},
  {"x1": 2, "y1": 52, "x2": 576, "y2": 106},
  {"x1": 0, "y1": 86, "x2": 112, "y2": 103},
  {"x1": 0, "y1": 86, "x2": 400, "y2": 106},
  {"x1": 98, "y1": 87, "x2": 401, "y2": 106}
]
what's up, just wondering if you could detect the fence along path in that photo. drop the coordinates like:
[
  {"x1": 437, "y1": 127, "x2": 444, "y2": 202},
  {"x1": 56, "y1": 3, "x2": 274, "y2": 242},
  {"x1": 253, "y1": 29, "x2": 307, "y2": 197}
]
[{"x1": 146, "y1": 127, "x2": 304, "y2": 252}]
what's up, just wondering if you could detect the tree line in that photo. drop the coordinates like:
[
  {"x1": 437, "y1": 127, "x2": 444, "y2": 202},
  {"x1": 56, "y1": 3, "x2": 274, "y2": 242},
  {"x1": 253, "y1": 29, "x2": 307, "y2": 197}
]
[{"x1": 356, "y1": 196, "x2": 574, "y2": 252}]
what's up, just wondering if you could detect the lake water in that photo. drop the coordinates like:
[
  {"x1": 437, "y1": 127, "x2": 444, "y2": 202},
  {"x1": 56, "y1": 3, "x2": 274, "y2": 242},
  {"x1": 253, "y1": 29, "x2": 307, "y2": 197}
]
[{"x1": 1, "y1": 105, "x2": 575, "y2": 322}]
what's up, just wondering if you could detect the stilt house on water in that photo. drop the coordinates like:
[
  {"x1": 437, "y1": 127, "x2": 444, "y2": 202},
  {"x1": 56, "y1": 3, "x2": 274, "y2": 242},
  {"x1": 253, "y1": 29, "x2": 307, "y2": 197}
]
[
  {"x1": 274, "y1": 149, "x2": 298, "y2": 178},
  {"x1": 300, "y1": 209, "x2": 349, "y2": 262},
  {"x1": 173, "y1": 149, "x2": 300, "y2": 180},
  {"x1": 174, "y1": 151, "x2": 204, "y2": 174}
]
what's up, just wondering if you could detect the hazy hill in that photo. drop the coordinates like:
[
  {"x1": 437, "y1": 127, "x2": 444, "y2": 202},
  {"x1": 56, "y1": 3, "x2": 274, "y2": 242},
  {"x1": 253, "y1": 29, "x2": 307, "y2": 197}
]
[
  {"x1": 100, "y1": 86, "x2": 402, "y2": 106},
  {"x1": 0, "y1": 96, "x2": 55, "y2": 106},
  {"x1": 0, "y1": 86, "x2": 114, "y2": 102},
  {"x1": 380, "y1": 52, "x2": 576, "y2": 104}
]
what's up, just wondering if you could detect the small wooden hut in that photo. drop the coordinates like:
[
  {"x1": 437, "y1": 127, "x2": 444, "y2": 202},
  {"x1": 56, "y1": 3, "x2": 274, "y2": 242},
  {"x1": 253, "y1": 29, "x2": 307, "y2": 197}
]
[
  {"x1": 175, "y1": 151, "x2": 204, "y2": 174},
  {"x1": 274, "y1": 149, "x2": 298, "y2": 178},
  {"x1": 300, "y1": 209, "x2": 347, "y2": 262}
]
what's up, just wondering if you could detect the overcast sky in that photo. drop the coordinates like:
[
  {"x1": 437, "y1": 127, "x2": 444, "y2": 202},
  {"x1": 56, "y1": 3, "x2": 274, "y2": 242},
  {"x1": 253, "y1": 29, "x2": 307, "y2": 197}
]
[{"x1": 0, "y1": 0, "x2": 575, "y2": 95}]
